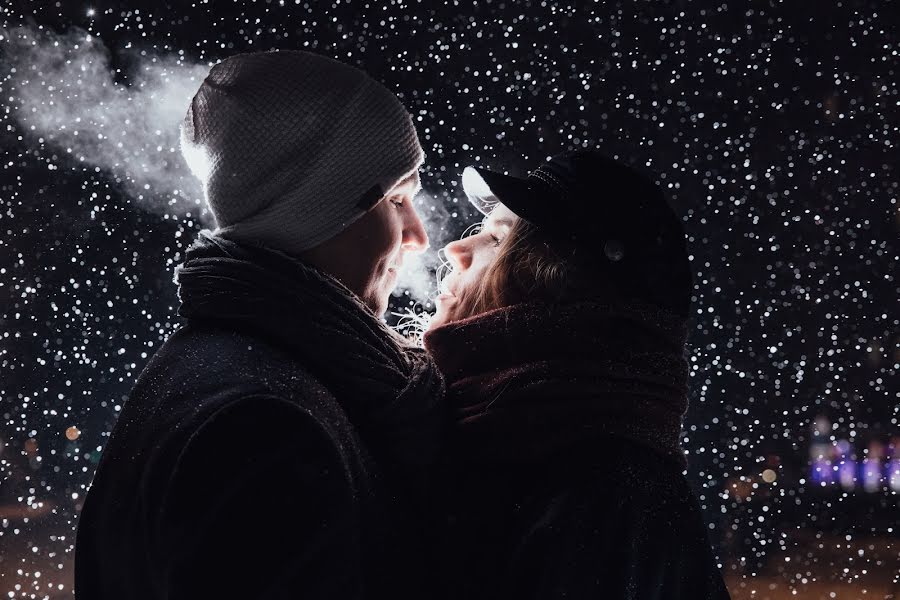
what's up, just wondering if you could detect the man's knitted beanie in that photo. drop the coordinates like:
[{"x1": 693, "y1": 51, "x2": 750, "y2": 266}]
[{"x1": 180, "y1": 50, "x2": 424, "y2": 255}]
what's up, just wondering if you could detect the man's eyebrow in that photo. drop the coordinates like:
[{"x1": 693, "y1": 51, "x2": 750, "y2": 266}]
[
  {"x1": 389, "y1": 174, "x2": 420, "y2": 196},
  {"x1": 401, "y1": 175, "x2": 422, "y2": 196}
]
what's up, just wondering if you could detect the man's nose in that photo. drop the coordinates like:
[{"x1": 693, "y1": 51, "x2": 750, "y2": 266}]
[
  {"x1": 401, "y1": 204, "x2": 429, "y2": 252},
  {"x1": 444, "y1": 239, "x2": 472, "y2": 270}
]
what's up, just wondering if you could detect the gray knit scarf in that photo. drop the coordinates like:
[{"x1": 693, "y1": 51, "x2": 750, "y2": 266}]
[
  {"x1": 423, "y1": 300, "x2": 690, "y2": 468},
  {"x1": 175, "y1": 230, "x2": 446, "y2": 468}
]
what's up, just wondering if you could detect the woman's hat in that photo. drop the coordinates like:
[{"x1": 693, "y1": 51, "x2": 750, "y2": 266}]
[{"x1": 461, "y1": 149, "x2": 693, "y2": 317}]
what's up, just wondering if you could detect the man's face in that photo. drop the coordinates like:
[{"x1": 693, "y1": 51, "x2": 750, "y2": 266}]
[{"x1": 300, "y1": 173, "x2": 428, "y2": 316}]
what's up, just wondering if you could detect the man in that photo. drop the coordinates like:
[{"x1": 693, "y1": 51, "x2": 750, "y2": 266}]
[{"x1": 74, "y1": 50, "x2": 445, "y2": 599}]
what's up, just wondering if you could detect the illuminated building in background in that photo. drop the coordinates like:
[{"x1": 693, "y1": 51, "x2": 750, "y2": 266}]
[
  {"x1": 809, "y1": 415, "x2": 834, "y2": 486},
  {"x1": 808, "y1": 415, "x2": 898, "y2": 494},
  {"x1": 888, "y1": 436, "x2": 900, "y2": 493},
  {"x1": 862, "y1": 441, "x2": 884, "y2": 493},
  {"x1": 836, "y1": 440, "x2": 857, "y2": 491}
]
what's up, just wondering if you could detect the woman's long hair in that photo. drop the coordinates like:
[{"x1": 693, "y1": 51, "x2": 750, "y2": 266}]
[{"x1": 437, "y1": 217, "x2": 628, "y2": 322}]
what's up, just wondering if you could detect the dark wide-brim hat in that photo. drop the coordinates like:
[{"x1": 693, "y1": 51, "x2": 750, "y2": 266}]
[{"x1": 461, "y1": 149, "x2": 693, "y2": 317}]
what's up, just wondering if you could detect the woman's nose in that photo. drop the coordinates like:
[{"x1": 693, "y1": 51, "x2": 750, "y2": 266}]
[
  {"x1": 444, "y1": 239, "x2": 472, "y2": 270},
  {"x1": 401, "y1": 204, "x2": 429, "y2": 252}
]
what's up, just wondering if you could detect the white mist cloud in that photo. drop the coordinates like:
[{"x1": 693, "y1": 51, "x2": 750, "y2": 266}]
[
  {"x1": 2, "y1": 23, "x2": 211, "y2": 221},
  {"x1": 392, "y1": 189, "x2": 458, "y2": 308}
]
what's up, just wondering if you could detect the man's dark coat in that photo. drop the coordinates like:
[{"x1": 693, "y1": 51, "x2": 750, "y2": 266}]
[
  {"x1": 75, "y1": 234, "x2": 443, "y2": 600},
  {"x1": 76, "y1": 323, "x2": 421, "y2": 599}
]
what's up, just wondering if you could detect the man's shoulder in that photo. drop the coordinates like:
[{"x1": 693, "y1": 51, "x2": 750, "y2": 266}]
[
  {"x1": 126, "y1": 321, "x2": 357, "y2": 450},
  {"x1": 157, "y1": 321, "x2": 317, "y2": 378},
  {"x1": 106, "y1": 320, "x2": 371, "y2": 504},
  {"x1": 147, "y1": 321, "x2": 333, "y2": 402}
]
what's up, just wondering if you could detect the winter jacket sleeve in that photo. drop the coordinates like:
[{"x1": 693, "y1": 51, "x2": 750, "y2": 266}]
[
  {"x1": 152, "y1": 395, "x2": 364, "y2": 600},
  {"x1": 505, "y1": 478, "x2": 732, "y2": 600}
]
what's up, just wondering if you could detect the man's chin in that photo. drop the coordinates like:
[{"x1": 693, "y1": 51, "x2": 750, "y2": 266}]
[
  {"x1": 360, "y1": 279, "x2": 396, "y2": 317},
  {"x1": 358, "y1": 289, "x2": 387, "y2": 317},
  {"x1": 378, "y1": 288, "x2": 398, "y2": 318}
]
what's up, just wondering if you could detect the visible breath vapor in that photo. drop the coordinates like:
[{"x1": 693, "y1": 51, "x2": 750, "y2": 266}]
[
  {"x1": 2, "y1": 24, "x2": 211, "y2": 221},
  {"x1": 2, "y1": 23, "x2": 452, "y2": 306},
  {"x1": 392, "y1": 189, "x2": 457, "y2": 310}
]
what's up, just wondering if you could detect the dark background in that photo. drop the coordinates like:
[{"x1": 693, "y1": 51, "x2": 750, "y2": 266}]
[{"x1": 1, "y1": 0, "x2": 897, "y2": 597}]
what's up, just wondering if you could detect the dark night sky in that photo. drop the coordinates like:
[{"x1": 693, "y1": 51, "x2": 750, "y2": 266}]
[{"x1": 1, "y1": 0, "x2": 897, "y2": 596}]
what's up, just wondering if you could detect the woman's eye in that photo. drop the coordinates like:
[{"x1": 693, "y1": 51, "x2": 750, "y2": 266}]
[
  {"x1": 390, "y1": 197, "x2": 404, "y2": 207},
  {"x1": 490, "y1": 234, "x2": 502, "y2": 247}
]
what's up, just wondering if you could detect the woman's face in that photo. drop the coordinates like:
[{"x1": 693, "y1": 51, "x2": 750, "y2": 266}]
[{"x1": 430, "y1": 203, "x2": 519, "y2": 329}]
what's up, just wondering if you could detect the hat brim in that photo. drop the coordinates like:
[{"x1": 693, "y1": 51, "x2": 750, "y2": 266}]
[{"x1": 461, "y1": 166, "x2": 547, "y2": 225}]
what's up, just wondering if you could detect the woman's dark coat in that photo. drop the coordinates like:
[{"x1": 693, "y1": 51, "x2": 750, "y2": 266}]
[
  {"x1": 424, "y1": 301, "x2": 732, "y2": 600},
  {"x1": 433, "y1": 435, "x2": 730, "y2": 600}
]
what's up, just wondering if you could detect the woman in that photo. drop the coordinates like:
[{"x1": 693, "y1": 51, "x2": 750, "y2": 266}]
[{"x1": 423, "y1": 150, "x2": 731, "y2": 599}]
